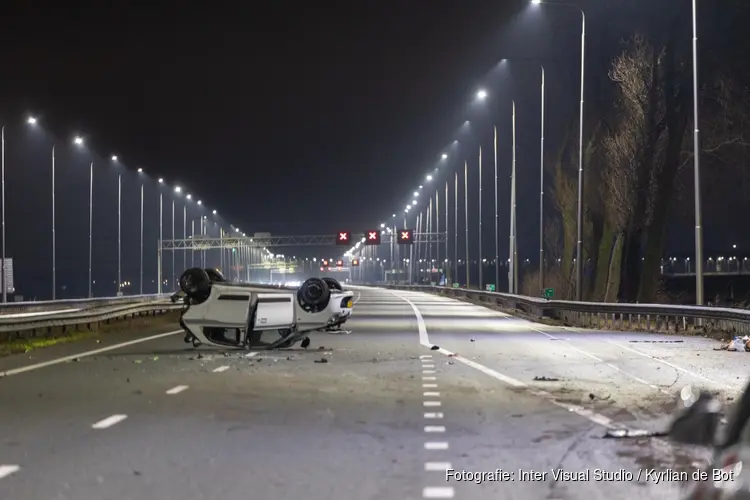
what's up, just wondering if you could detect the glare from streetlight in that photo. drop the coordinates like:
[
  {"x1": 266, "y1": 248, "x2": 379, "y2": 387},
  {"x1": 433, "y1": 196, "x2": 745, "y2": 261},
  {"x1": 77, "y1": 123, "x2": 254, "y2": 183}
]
[
  {"x1": 212, "y1": 209, "x2": 217, "y2": 214},
  {"x1": 413, "y1": 191, "x2": 419, "y2": 196},
  {"x1": 186, "y1": 194, "x2": 192, "y2": 200},
  {"x1": 27, "y1": 116, "x2": 37, "y2": 125},
  {"x1": 531, "y1": 0, "x2": 541, "y2": 4},
  {"x1": 380, "y1": 223, "x2": 385, "y2": 228},
  {"x1": 158, "y1": 178, "x2": 164, "y2": 183},
  {"x1": 137, "y1": 167, "x2": 143, "y2": 173},
  {"x1": 197, "y1": 200, "x2": 202, "y2": 205},
  {"x1": 441, "y1": 153, "x2": 448, "y2": 160},
  {"x1": 174, "y1": 186, "x2": 181, "y2": 193},
  {"x1": 73, "y1": 136, "x2": 83, "y2": 145},
  {"x1": 476, "y1": 89, "x2": 488, "y2": 100},
  {"x1": 392, "y1": 214, "x2": 396, "y2": 218},
  {"x1": 426, "y1": 175, "x2": 433, "y2": 181},
  {"x1": 412, "y1": 200, "x2": 417, "y2": 205},
  {"x1": 111, "y1": 155, "x2": 118, "y2": 161}
]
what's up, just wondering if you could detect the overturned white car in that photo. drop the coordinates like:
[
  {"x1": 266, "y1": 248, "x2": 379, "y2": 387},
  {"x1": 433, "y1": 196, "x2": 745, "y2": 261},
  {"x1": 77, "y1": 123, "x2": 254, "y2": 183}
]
[{"x1": 176, "y1": 268, "x2": 354, "y2": 350}]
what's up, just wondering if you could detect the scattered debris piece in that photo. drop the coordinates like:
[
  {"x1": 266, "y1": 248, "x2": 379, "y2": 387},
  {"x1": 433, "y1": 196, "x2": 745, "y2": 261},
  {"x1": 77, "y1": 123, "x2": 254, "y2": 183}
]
[
  {"x1": 409, "y1": 356, "x2": 417, "y2": 360},
  {"x1": 716, "y1": 336, "x2": 750, "y2": 351},
  {"x1": 133, "y1": 470, "x2": 142, "y2": 476},
  {"x1": 223, "y1": 352, "x2": 231, "y2": 357},
  {"x1": 589, "y1": 393, "x2": 595, "y2": 401},
  {"x1": 430, "y1": 345, "x2": 439, "y2": 351},
  {"x1": 629, "y1": 340, "x2": 683, "y2": 344},
  {"x1": 447, "y1": 361, "x2": 454, "y2": 365},
  {"x1": 133, "y1": 360, "x2": 142, "y2": 364},
  {"x1": 604, "y1": 428, "x2": 668, "y2": 439},
  {"x1": 448, "y1": 353, "x2": 457, "y2": 358},
  {"x1": 197, "y1": 353, "x2": 204, "y2": 359},
  {"x1": 314, "y1": 358, "x2": 329, "y2": 364},
  {"x1": 152, "y1": 356, "x2": 159, "y2": 361},
  {"x1": 318, "y1": 346, "x2": 326, "y2": 350},
  {"x1": 533, "y1": 376, "x2": 559, "y2": 382},
  {"x1": 72, "y1": 358, "x2": 80, "y2": 363},
  {"x1": 470, "y1": 338, "x2": 475, "y2": 342}
]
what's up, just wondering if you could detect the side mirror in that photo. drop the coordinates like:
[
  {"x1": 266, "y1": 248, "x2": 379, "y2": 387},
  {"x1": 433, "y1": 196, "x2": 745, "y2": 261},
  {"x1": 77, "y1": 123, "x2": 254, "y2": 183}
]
[{"x1": 669, "y1": 392, "x2": 722, "y2": 447}]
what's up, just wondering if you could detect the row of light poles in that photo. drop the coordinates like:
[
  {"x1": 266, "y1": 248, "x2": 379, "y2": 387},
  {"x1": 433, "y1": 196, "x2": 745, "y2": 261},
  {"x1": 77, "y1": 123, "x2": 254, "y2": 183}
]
[
  {"x1": 358, "y1": 0, "x2": 704, "y2": 303},
  {"x1": 0, "y1": 115, "x2": 245, "y2": 300}
]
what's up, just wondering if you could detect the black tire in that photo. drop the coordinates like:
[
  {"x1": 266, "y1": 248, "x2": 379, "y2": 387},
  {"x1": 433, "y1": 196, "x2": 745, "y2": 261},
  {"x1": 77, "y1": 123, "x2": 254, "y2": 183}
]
[
  {"x1": 297, "y1": 277, "x2": 331, "y2": 313},
  {"x1": 179, "y1": 268, "x2": 211, "y2": 303},
  {"x1": 205, "y1": 268, "x2": 226, "y2": 282},
  {"x1": 322, "y1": 277, "x2": 343, "y2": 291}
]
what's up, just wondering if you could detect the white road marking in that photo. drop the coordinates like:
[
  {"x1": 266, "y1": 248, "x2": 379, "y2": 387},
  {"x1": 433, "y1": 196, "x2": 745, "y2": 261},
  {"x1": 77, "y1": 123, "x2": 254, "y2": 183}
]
[
  {"x1": 424, "y1": 442, "x2": 449, "y2": 450},
  {"x1": 419, "y1": 355, "x2": 432, "y2": 359},
  {"x1": 423, "y1": 391, "x2": 440, "y2": 397},
  {"x1": 529, "y1": 327, "x2": 669, "y2": 394},
  {"x1": 166, "y1": 385, "x2": 189, "y2": 395},
  {"x1": 213, "y1": 365, "x2": 230, "y2": 373},
  {"x1": 422, "y1": 364, "x2": 435, "y2": 368},
  {"x1": 1, "y1": 308, "x2": 81, "y2": 318},
  {"x1": 391, "y1": 291, "x2": 626, "y2": 431},
  {"x1": 424, "y1": 425, "x2": 446, "y2": 433},
  {"x1": 423, "y1": 383, "x2": 438, "y2": 388},
  {"x1": 0, "y1": 329, "x2": 184, "y2": 378},
  {"x1": 353, "y1": 292, "x2": 362, "y2": 304},
  {"x1": 425, "y1": 462, "x2": 452, "y2": 471},
  {"x1": 92, "y1": 414, "x2": 128, "y2": 429},
  {"x1": 424, "y1": 412, "x2": 444, "y2": 419},
  {"x1": 423, "y1": 486, "x2": 455, "y2": 498},
  {"x1": 0, "y1": 465, "x2": 20, "y2": 480},
  {"x1": 423, "y1": 370, "x2": 436, "y2": 374},
  {"x1": 423, "y1": 401, "x2": 442, "y2": 407},
  {"x1": 422, "y1": 376, "x2": 437, "y2": 381},
  {"x1": 245, "y1": 352, "x2": 258, "y2": 358}
]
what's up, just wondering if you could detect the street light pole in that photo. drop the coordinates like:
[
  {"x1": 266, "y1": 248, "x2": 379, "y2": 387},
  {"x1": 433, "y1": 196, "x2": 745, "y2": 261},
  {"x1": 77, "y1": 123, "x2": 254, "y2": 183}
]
[
  {"x1": 464, "y1": 160, "x2": 469, "y2": 287},
  {"x1": 575, "y1": 10, "x2": 586, "y2": 301},
  {"x1": 454, "y1": 172, "x2": 458, "y2": 285},
  {"x1": 509, "y1": 101, "x2": 518, "y2": 294},
  {"x1": 692, "y1": 0, "x2": 704, "y2": 306},
  {"x1": 540, "y1": 66, "x2": 546, "y2": 293},
  {"x1": 52, "y1": 146, "x2": 56, "y2": 300},
  {"x1": 445, "y1": 180, "x2": 449, "y2": 284},
  {"x1": 436, "y1": 188, "x2": 440, "y2": 274},
  {"x1": 494, "y1": 125, "x2": 499, "y2": 291},
  {"x1": 140, "y1": 182, "x2": 144, "y2": 295},
  {"x1": 183, "y1": 204, "x2": 187, "y2": 271},
  {"x1": 478, "y1": 145, "x2": 483, "y2": 290},
  {"x1": 118, "y1": 173, "x2": 122, "y2": 295},
  {"x1": 171, "y1": 199, "x2": 175, "y2": 289},
  {"x1": 158, "y1": 191, "x2": 162, "y2": 294},
  {"x1": 88, "y1": 162, "x2": 93, "y2": 298},
  {"x1": 1, "y1": 126, "x2": 5, "y2": 303}
]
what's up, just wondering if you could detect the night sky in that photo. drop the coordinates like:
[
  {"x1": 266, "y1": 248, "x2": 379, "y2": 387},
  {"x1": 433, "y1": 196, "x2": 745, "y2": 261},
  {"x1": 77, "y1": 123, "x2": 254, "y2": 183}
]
[{"x1": 0, "y1": 0, "x2": 747, "y2": 299}]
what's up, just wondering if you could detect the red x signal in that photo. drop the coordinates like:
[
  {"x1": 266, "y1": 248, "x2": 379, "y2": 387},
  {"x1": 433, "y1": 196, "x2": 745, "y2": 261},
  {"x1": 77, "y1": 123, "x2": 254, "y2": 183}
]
[
  {"x1": 364, "y1": 230, "x2": 381, "y2": 245},
  {"x1": 322, "y1": 259, "x2": 329, "y2": 267},
  {"x1": 336, "y1": 260, "x2": 343, "y2": 267},
  {"x1": 351, "y1": 258, "x2": 360, "y2": 267},
  {"x1": 335, "y1": 231, "x2": 351, "y2": 245},
  {"x1": 396, "y1": 228, "x2": 414, "y2": 244}
]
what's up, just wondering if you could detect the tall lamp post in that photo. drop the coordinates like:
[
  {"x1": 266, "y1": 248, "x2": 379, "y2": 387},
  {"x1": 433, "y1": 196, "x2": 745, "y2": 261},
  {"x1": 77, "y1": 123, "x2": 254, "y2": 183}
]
[
  {"x1": 532, "y1": 0, "x2": 585, "y2": 300},
  {"x1": 113, "y1": 157, "x2": 121, "y2": 295},
  {"x1": 138, "y1": 168, "x2": 144, "y2": 294},
  {"x1": 158, "y1": 178, "x2": 164, "y2": 294},
  {"x1": 1, "y1": 125, "x2": 5, "y2": 303},
  {"x1": 691, "y1": 0, "x2": 704, "y2": 306}
]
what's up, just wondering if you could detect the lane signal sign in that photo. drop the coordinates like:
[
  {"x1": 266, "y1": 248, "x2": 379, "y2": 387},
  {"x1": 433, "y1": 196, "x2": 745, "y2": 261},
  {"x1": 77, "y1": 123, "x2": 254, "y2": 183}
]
[
  {"x1": 322, "y1": 259, "x2": 329, "y2": 267},
  {"x1": 364, "y1": 230, "x2": 381, "y2": 245},
  {"x1": 397, "y1": 228, "x2": 414, "y2": 244},
  {"x1": 336, "y1": 231, "x2": 351, "y2": 245},
  {"x1": 351, "y1": 258, "x2": 360, "y2": 266},
  {"x1": 336, "y1": 260, "x2": 344, "y2": 267}
]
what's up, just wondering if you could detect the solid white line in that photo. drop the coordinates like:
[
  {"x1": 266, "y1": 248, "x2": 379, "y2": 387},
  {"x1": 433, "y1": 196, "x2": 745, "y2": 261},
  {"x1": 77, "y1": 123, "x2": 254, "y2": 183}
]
[
  {"x1": 213, "y1": 365, "x2": 230, "y2": 373},
  {"x1": 424, "y1": 412, "x2": 444, "y2": 419},
  {"x1": 0, "y1": 329, "x2": 183, "y2": 378},
  {"x1": 1, "y1": 308, "x2": 81, "y2": 318},
  {"x1": 423, "y1": 401, "x2": 441, "y2": 407},
  {"x1": 422, "y1": 376, "x2": 437, "y2": 381},
  {"x1": 423, "y1": 383, "x2": 438, "y2": 388},
  {"x1": 425, "y1": 462, "x2": 452, "y2": 471},
  {"x1": 0, "y1": 465, "x2": 20, "y2": 480},
  {"x1": 166, "y1": 385, "x2": 189, "y2": 395},
  {"x1": 390, "y1": 291, "x2": 626, "y2": 431},
  {"x1": 424, "y1": 442, "x2": 449, "y2": 450},
  {"x1": 424, "y1": 426, "x2": 446, "y2": 433},
  {"x1": 423, "y1": 370, "x2": 436, "y2": 374},
  {"x1": 423, "y1": 486, "x2": 455, "y2": 498},
  {"x1": 92, "y1": 414, "x2": 128, "y2": 429},
  {"x1": 419, "y1": 355, "x2": 433, "y2": 359},
  {"x1": 423, "y1": 391, "x2": 440, "y2": 397}
]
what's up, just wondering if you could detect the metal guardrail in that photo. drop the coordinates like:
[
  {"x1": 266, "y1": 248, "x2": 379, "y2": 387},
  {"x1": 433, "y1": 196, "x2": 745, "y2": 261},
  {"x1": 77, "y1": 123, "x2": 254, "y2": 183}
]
[
  {"x1": 382, "y1": 284, "x2": 750, "y2": 336},
  {"x1": 0, "y1": 301, "x2": 183, "y2": 340},
  {"x1": 0, "y1": 293, "x2": 172, "y2": 315}
]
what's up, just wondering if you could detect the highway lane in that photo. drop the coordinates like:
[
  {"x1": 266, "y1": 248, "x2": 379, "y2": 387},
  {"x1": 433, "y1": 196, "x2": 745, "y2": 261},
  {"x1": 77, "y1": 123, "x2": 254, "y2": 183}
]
[{"x1": 0, "y1": 286, "x2": 741, "y2": 499}]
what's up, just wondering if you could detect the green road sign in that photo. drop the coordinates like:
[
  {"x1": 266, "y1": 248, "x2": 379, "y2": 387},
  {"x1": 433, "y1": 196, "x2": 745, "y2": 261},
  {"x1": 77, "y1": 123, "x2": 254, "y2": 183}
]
[
  {"x1": 486, "y1": 284, "x2": 496, "y2": 292},
  {"x1": 453, "y1": 283, "x2": 460, "y2": 288},
  {"x1": 543, "y1": 288, "x2": 554, "y2": 299}
]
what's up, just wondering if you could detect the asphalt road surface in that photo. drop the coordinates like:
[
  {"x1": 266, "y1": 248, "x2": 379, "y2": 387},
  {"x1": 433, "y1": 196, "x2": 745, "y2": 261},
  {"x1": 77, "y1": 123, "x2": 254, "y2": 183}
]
[{"x1": 0, "y1": 286, "x2": 745, "y2": 499}]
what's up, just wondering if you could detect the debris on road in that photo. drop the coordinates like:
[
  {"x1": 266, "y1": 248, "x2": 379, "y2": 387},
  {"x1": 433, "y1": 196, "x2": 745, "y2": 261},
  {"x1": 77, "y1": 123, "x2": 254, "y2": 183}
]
[
  {"x1": 533, "y1": 376, "x2": 559, "y2": 382},
  {"x1": 470, "y1": 338, "x2": 475, "y2": 342},
  {"x1": 430, "y1": 345, "x2": 440, "y2": 350},
  {"x1": 715, "y1": 336, "x2": 750, "y2": 352},
  {"x1": 314, "y1": 358, "x2": 329, "y2": 364},
  {"x1": 603, "y1": 428, "x2": 668, "y2": 439}
]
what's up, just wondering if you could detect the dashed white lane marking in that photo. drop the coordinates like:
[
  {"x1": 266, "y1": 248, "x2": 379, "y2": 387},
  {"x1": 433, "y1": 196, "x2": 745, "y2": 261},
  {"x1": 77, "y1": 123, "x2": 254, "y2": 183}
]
[
  {"x1": 92, "y1": 414, "x2": 128, "y2": 429},
  {"x1": 166, "y1": 385, "x2": 189, "y2": 395},
  {"x1": 391, "y1": 290, "x2": 626, "y2": 431},
  {"x1": 423, "y1": 486, "x2": 455, "y2": 498},
  {"x1": 422, "y1": 370, "x2": 436, "y2": 374},
  {"x1": 422, "y1": 376, "x2": 437, "y2": 381},
  {"x1": 423, "y1": 401, "x2": 442, "y2": 407},
  {"x1": 0, "y1": 465, "x2": 20, "y2": 480},
  {"x1": 425, "y1": 462, "x2": 452, "y2": 471},
  {"x1": 419, "y1": 355, "x2": 432, "y2": 359},
  {"x1": 0, "y1": 330, "x2": 183, "y2": 377},
  {"x1": 424, "y1": 442, "x2": 449, "y2": 450},
  {"x1": 424, "y1": 412, "x2": 444, "y2": 419},
  {"x1": 422, "y1": 364, "x2": 435, "y2": 368},
  {"x1": 424, "y1": 426, "x2": 446, "y2": 433},
  {"x1": 423, "y1": 392, "x2": 440, "y2": 397},
  {"x1": 213, "y1": 365, "x2": 230, "y2": 373},
  {"x1": 423, "y1": 383, "x2": 438, "y2": 388}
]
